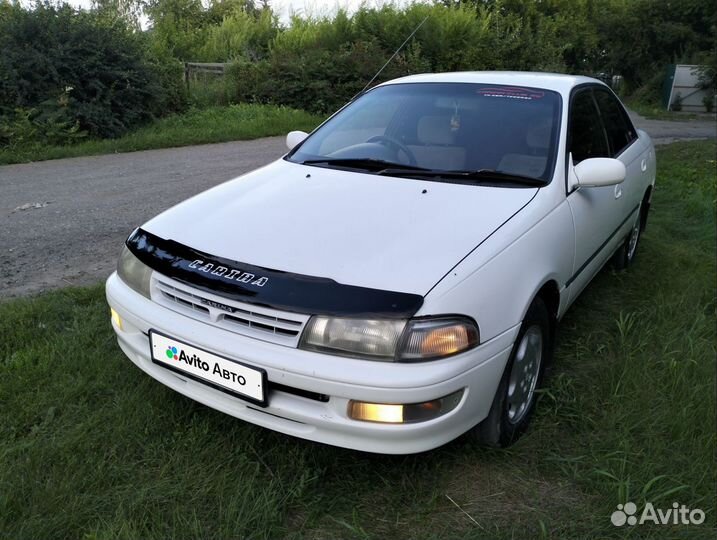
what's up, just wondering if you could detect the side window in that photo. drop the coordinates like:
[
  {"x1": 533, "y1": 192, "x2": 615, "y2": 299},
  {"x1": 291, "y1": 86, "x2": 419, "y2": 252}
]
[
  {"x1": 569, "y1": 90, "x2": 609, "y2": 163},
  {"x1": 593, "y1": 89, "x2": 637, "y2": 156}
]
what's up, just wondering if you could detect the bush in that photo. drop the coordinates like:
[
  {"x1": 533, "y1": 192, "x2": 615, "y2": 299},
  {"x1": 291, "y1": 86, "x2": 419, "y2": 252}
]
[
  {"x1": 0, "y1": 2, "x2": 185, "y2": 145},
  {"x1": 3, "y1": 0, "x2": 714, "y2": 145},
  {"x1": 0, "y1": 104, "x2": 86, "y2": 149},
  {"x1": 227, "y1": 38, "x2": 430, "y2": 114},
  {"x1": 223, "y1": 3, "x2": 573, "y2": 114},
  {"x1": 199, "y1": 8, "x2": 277, "y2": 62},
  {"x1": 671, "y1": 93, "x2": 683, "y2": 111}
]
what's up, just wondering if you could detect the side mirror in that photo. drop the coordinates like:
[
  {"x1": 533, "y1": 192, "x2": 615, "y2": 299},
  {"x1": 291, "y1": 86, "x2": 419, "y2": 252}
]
[
  {"x1": 286, "y1": 130, "x2": 308, "y2": 151},
  {"x1": 573, "y1": 157, "x2": 626, "y2": 187}
]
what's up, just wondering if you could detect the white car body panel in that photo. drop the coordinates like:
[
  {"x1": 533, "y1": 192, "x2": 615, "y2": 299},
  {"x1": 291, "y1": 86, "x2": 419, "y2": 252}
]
[
  {"x1": 107, "y1": 71, "x2": 656, "y2": 453},
  {"x1": 566, "y1": 131, "x2": 654, "y2": 304},
  {"x1": 107, "y1": 272, "x2": 515, "y2": 454},
  {"x1": 141, "y1": 159, "x2": 537, "y2": 295},
  {"x1": 419, "y1": 188, "x2": 575, "y2": 340}
]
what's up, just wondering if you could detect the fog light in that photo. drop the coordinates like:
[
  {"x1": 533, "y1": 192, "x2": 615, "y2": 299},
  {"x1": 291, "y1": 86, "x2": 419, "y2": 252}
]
[
  {"x1": 349, "y1": 402, "x2": 404, "y2": 423},
  {"x1": 110, "y1": 308, "x2": 123, "y2": 330},
  {"x1": 347, "y1": 390, "x2": 463, "y2": 424}
]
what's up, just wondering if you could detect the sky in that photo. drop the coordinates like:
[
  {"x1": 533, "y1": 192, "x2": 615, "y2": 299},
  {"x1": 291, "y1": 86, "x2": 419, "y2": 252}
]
[{"x1": 61, "y1": 0, "x2": 415, "y2": 26}]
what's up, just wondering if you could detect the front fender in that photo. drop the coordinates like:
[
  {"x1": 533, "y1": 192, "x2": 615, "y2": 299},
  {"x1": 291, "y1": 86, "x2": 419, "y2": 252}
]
[{"x1": 419, "y1": 195, "x2": 574, "y2": 344}]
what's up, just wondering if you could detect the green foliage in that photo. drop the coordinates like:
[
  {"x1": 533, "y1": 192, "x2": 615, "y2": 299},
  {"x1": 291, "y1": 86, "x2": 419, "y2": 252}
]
[
  {"x1": 146, "y1": 47, "x2": 189, "y2": 114},
  {"x1": 0, "y1": 2, "x2": 185, "y2": 145},
  {"x1": 146, "y1": 0, "x2": 269, "y2": 61},
  {"x1": 2, "y1": 0, "x2": 714, "y2": 151},
  {"x1": 227, "y1": 36, "x2": 430, "y2": 113},
  {"x1": 0, "y1": 100, "x2": 87, "y2": 149},
  {"x1": 694, "y1": 51, "x2": 716, "y2": 112},
  {"x1": 0, "y1": 103, "x2": 323, "y2": 165},
  {"x1": 223, "y1": 3, "x2": 574, "y2": 113},
  {"x1": 167, "y1": 0, "x2": 714, "y2": 113},
  {"x1": 199, "y1": 8, "x2": 277, "y2": 61},
  {"x1": 593, "y1": 0, "x2": 716, "y2": 94}
]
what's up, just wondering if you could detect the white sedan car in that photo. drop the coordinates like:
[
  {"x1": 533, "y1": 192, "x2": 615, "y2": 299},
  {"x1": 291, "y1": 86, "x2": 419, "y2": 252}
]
[{"x1": 106, "y1": 72, "x2": 656, "y2": 454}]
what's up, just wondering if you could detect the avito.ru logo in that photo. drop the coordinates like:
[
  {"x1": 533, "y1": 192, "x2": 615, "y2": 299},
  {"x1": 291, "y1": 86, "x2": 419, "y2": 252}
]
[{"x1": 611, "y1": 502, "x2": 705, "y2": 526}]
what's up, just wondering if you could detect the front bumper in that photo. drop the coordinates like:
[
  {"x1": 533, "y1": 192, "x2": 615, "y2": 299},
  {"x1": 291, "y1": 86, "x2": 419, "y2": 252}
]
[{"x1": 106, "y1": 272, "x2": 518, "y2": 454}]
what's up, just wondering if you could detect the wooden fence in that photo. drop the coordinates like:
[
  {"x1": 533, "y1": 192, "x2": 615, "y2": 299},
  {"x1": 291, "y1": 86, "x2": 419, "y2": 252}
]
[{"x1": 183, "y1": 62, "x2": 229, "y2": 89}]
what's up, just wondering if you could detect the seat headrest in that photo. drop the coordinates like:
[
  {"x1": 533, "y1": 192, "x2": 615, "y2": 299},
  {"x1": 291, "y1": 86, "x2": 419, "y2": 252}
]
[
  {"x1": 417, "y1": 115, "x2": 456, "y2": 145},
  {"x1": 526, "y1": 118, "x2": 552, "y2": 150}
]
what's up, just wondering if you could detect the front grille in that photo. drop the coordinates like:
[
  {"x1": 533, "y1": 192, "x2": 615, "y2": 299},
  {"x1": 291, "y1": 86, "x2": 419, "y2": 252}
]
[
  {"x1": 223, "y1": 311, "x2": 301, "y2": 337},
  {"x1": 154, "y1": 278, "x2": 309, "y2": 346},
  {"x1": 160, "y1": 287, "x2": 210, "y2": 315}
]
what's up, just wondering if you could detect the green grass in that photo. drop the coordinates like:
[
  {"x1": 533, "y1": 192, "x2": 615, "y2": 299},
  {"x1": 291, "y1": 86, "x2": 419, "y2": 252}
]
[
  {"x1": 624, "y1": 98, "x2": 703, "y2": 121},
  {"x1": 0, "y1": 104, "x2": 324, "y2": 166},
  {"x1": 1, "y1": 141, "x2": 715, "y2": 539},
  {"x1": 186, "y1": 77, "x2": 235, "y2": 109}
]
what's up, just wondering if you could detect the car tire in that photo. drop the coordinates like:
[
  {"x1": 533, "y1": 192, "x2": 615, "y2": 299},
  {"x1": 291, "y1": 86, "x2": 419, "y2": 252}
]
[
  {"x1": 474, "y1": 297, "x2": 552, "y2": 448},
  {"x1": 613, "y1": 200, "x2": 647, "y2": 270}
]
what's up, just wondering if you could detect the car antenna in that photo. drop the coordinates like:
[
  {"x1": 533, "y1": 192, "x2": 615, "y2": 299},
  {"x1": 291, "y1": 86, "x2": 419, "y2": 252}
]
[{"x1": 353, "y1": 15, "x2": 429, "y2": 100}]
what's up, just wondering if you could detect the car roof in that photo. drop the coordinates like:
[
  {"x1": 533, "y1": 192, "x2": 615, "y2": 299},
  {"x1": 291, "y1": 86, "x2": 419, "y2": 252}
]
[{"x1": 379, "y1": 71, "x2": 605, "y2": 95}]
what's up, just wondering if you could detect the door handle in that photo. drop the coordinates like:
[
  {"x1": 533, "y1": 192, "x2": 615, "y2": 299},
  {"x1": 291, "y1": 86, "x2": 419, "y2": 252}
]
[{"x1": 614, "y1": 185, "x2": 622, "y2": 199}]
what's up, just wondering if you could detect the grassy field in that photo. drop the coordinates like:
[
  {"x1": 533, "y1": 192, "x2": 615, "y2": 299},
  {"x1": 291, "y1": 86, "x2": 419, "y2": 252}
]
[
  {"x1": 0, "y1": 104, "x2": 323, "y2": 166},
  {"x1": 1, "y1": 141, "x2": 715, "y2": 539},
  {"x1": 624, "y1": 98, "x2": 705, "y2": 121}
]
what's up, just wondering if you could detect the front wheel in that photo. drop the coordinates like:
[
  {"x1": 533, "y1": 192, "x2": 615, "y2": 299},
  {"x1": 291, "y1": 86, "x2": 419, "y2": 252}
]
[{"x1": 474, "y1": 297, "x2": 552, "y2": 447}]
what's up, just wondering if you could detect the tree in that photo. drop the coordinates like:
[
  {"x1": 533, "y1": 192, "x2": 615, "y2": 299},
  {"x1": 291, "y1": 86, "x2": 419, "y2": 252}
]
[{"x1": 92, "y1": 0, "x2": 145, "y2": 28}]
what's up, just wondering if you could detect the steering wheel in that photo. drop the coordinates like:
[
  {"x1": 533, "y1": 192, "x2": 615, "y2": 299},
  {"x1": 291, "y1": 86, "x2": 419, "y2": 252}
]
[{"x1": 366, "y1": 135, "x2": 418, "y2": 166}]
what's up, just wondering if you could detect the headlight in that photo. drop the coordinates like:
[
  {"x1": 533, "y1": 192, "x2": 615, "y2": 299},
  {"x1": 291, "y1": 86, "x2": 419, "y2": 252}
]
[
  {"x1": 117, "y1": 246, "x2": 152, "y2": 299},
  {"x1": 299, "y1": 316, "x2": 478, "y2": 361},
  {"x1": 300, "y1": 317, "x2": 407, "y2": 360}
]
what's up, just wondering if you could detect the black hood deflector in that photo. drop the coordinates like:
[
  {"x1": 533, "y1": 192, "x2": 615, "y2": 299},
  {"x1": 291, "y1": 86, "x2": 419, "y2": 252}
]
[{"x1": 126, "y1": 228, "x2": 423, "y2": 318}]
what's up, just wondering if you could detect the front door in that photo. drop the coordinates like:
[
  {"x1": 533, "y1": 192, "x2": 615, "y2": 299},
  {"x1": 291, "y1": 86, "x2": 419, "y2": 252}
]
[{"x1": 565, "y1": 87, "x2": 631, "y2": 301}]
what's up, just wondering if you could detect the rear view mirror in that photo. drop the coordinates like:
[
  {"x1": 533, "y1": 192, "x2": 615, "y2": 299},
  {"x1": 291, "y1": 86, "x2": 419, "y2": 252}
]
[
  {"x1": 574, "y1": 157, "x2": 626, "y2": 187},
  {"x1": 286, "y1": 131, "x2": 308, "y2": 151}
]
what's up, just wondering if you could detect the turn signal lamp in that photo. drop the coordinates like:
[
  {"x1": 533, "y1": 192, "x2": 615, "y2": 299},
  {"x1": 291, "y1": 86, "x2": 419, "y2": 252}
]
[{"x1": 110, "y1": 307, "x2": 123, "y2": 330}]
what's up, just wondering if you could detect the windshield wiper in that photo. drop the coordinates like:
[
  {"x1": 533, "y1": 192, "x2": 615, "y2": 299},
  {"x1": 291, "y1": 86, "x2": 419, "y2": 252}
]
[
  {"x1": 301, "y1": 158, "x2": 430, "y2": 172},
  {"x1": 377, "y1": 167, "x2": 547, "y2": 187},
  {"x1": 300, "y1": 159, "x2": 547, "y2": 187}
]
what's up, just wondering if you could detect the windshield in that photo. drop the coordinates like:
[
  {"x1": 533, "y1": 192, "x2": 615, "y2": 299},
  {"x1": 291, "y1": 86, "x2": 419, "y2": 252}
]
[{"x1": 288, "y1": 82, "x2": 562, "y2": 183}]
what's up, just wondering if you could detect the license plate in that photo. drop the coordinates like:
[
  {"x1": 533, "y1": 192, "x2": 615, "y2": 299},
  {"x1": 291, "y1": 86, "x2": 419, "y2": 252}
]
[{"x1": 149, "y1": 330, "x2": 267, "y2": 406}]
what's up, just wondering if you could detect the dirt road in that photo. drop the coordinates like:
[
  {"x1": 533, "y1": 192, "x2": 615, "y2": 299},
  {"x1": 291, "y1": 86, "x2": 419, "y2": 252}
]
[
  {"x1": 626, "y1": 110, "x2": 716, "y2": 145},
  {"x1": 1, "y1": 112, "x2": 715, "y2": 298},
  {"x1": 0, "y1": 137, "x2": 287, "y2": 297}
]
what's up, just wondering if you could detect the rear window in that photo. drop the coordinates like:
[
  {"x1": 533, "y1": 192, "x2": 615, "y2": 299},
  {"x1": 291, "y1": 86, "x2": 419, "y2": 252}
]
[{"x1": 593, "y1": 88, "x2": 637, "y2": 156}]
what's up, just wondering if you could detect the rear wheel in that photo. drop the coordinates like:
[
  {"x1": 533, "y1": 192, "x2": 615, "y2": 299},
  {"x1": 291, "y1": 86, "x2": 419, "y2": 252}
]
[
  {"x1": 474, "y1": 297, "x2": 552, "y2": 447},
  {"x1": 613, "y1": 195, "x2": 649, "y2": 270}
]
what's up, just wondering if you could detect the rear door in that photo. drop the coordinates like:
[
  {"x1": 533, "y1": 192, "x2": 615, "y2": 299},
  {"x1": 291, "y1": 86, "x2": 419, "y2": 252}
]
[{"x1": 592, "y1": 87, "x2": 647, "y2": 215}]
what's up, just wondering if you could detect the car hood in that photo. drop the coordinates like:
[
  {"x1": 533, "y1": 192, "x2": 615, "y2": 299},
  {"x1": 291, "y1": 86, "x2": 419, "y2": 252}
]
[{"x1": 142, "y1": 159, "x2": 537, "y2": 295}]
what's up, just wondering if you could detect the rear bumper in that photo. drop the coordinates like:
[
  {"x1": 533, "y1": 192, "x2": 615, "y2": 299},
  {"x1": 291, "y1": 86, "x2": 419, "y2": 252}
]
[{"x1": 106, "y1": 272, "x2": 517, "y2": 454}]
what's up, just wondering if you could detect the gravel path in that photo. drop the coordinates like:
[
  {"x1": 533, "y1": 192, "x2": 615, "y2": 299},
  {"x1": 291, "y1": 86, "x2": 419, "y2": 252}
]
[
  {"x1": 1, "y1": 112, "x2": 715, "y2": 298},
  {"x1": 627, "y1": 110, "x2": 716, "y2": 145},
  {"x1": 0, "y1": 137, "x2": 287, "y2": 297}
]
